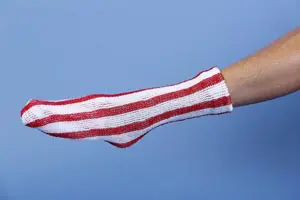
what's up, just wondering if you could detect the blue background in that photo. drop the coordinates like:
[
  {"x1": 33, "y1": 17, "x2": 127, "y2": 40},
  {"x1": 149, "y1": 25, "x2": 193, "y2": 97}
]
[{"x1": 0, "y1": 0, "x2": 299, "y2": 199}]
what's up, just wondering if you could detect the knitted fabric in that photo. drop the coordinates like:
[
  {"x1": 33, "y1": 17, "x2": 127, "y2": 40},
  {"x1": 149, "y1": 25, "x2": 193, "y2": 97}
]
[{"x1": 21, "y1": 67, "x2": 233, "y2": 148}]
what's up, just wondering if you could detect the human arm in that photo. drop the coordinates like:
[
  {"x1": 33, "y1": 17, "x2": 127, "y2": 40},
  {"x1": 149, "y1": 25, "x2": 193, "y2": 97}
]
[
  {"x1": 222, "y1": 27, "x2": 300, "y2": 107},
  {"x1": 20, "y1": 27, "x2": 300, "y2": 148}
]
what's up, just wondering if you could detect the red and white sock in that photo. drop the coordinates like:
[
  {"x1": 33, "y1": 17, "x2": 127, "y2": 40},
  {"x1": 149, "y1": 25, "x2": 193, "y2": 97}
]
[{"x1": 21, "y1": 67, "x2": 233, "y2": 148}]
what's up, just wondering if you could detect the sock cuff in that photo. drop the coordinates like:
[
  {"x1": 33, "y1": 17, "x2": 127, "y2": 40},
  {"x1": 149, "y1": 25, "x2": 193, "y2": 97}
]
[{"x1": 164, "y1": 66, "x2": 233, "y2": 115}]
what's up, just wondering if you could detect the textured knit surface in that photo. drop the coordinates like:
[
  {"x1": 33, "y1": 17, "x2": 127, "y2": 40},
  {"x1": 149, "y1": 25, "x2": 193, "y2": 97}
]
[{"x1": 21, "y1": 67, "x2": 233, "y2": 148}]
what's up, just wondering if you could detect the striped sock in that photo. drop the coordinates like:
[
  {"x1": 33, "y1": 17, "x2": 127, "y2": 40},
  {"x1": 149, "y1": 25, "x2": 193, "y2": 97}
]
[{"x1": 20, "y1": 67, "x2": 233, "y2": 148}]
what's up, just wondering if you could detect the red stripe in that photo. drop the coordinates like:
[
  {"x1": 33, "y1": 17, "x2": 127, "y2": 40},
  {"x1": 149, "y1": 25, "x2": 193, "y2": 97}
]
[
  {"x1": 105, "y1": 133, "x2": 147, "y2": 148},
  {"x1": 45, "y1": 96, "x2": 232, "y2": 139},
  {"x1": 105, "y1": 105, "x2": 233, "y2": 148},
  {"x1": 103, "y1": 104, "x2": 233, "y2": 148},
  {"x1": 20, "y1": 67, "x2": 217, "y2": 116},
  {"x1": 26, "y1": 73, "x2": 224, "y2": 128}
]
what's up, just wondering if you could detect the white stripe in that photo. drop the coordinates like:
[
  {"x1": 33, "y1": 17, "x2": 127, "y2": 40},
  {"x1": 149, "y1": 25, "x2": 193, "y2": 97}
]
[
  {"x1": 39, "y1": 81, "x2": 229, "y2": 134},
  {"x1": 21, "y1": 68, "x2": 220, "y2": 124},
  {"x1": 82, "y1": 105, "x2": 232, "y2": 144}
]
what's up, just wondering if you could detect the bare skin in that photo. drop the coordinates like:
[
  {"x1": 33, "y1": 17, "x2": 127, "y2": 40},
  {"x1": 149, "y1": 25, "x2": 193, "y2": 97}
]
[{"x1": 222, "y1": 27, "x2": 300, "y2": 107}]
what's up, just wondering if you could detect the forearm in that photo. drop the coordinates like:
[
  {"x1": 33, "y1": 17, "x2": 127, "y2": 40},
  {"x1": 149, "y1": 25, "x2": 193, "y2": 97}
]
[{"x1": 222, "y1": 27, "x2": 300, "y2": 107}]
